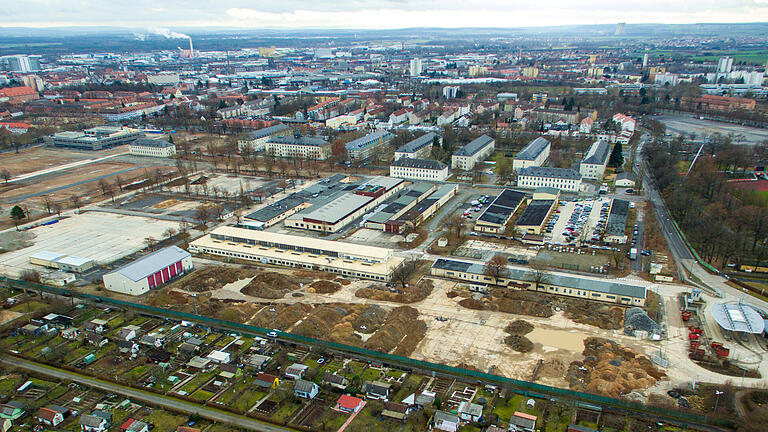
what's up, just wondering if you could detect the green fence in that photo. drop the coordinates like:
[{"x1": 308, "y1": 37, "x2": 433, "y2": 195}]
[
  {"x1": 0, "y1": 276, "x2": 716, "y2": 426},
  {"x1": 672, "y1": 220, "x2": 720, "y2": 275}
]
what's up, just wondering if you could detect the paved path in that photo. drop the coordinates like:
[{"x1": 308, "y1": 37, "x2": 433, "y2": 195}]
[
  {"x1": 9, "y1": 152, "x2": 129, "y2": 183},
  {"x1": 336, "y1": 401, "x2": 365, "y2": 432},
  {"x1": 1, "y1": 356, "x2": 294, "y2": 432}
]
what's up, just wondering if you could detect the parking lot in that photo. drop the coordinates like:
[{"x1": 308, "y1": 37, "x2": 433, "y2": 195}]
[
  {"x1": 547, "y1": 198, "x2": 613, "y2": 245},
  {"x1": 0, "y1": 211, "x2": 180, "y2": 277}
]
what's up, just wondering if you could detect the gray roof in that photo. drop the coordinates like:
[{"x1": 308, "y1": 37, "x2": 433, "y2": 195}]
[
  {"x1": 432, "y1": 258, "x2": 646, "y2": 299},
  {"x1": 294, "y1": 379, "x2": 317, "y2": 393},
  {"x1": 711, "y1": 302, "x2": 765, "y2": 334},
  {"x1": 345, "y1": 130, "x2": 393, "y2": 151},
  {"x1": 582, "y1": 140, "x2": 611, "y2": 165},
  {"x1": 476, "y1": 189, "x2": 526, "y2": 225},
  {"x1": 245, "y1": 195, "x2": 306, "y2": 222},
  {"x1": 616, "y1": 171, "x2": 636, "y2": 182},
  {"x1": 391, "y1": 158, "x2": 447, "y2": 170},
  {"x1": 518, "y1": 166, "x2": 581, "y2": 180},
  {"x1": 605, "y1": 199, "x2": 629, "y2": 236},
  {"x1": 131, "y1": 138, "x2": 173, "y2": 148},
  {"x1": 396, "y1": 132, "x2": 438, "y2": 154},
  {"x1": 454, "y1": 134, "x2": 494, "y2": 157},
  {"x1": 434, "y1": 410, "x2": 460, "y2": 424},
  {"x1": 516, "y1": 137, "x2": 551, "y2": 161},
  {"x1": 248, "y1": 124, "x2": 290, "y2": 140},
  {"x1": 268, "y1": 135, "x2": 328, "y2": 147},
  {"x1": 79, "y1": 414, "x2": 107, "y2": 427},
  {"x1": 105, "y1": 246, "x2": 190, "y2": 282},
  {"x1": 301, "y1": 193, "x2": 373, "y2": 224}
]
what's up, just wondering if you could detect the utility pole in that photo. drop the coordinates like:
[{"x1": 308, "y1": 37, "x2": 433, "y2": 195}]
[{"x1": 714, "y1": 390, "x2": 723, "y2": 412}]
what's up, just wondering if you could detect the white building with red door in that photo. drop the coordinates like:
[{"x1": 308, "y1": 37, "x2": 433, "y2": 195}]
[{"x1": 102, "y1": 246, "x2": 192, "y2": 295}]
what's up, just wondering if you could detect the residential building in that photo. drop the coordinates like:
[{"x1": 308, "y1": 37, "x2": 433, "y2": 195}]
[
  {"x1": 394, "y1": 132, "x2": 440, "y2": 160},
  {"x1": 190, "y1": 227, "x2": 404, "y2": 282},
  {"x1": 517, "y1": 166, "x2": 582, "y2": 193},
  {"x1": 265, "y1": 133, "x2": 331, "y2": 160},
  {"x1": 431, "y1": 258, "x2": 647, "y2": 306},
  {"x1": 513, "y1": 137, "x2": 550, "y2": 171},
  {"x1": 382, "y1": 402, "x2": 410, "y2": 422},
  {"x1": 451, "y1": 134, "x2": 495, "y2": 171},
  {"x1": 79, "y1": 411, "x2": 112, "y2": 432},
  {"x1": 457, "y1": 401, "x2": 483, "y2": 422},
  {"x1": 365, "y1": 381, "x2": 391, "y2": 400},
  {"x1": 0, "y1": 401, "x2": 26, "y2": 421},
  {"x1": 121, "y1": 419, "x2": 149, "y2": 432},
  {"x1": 0, "y1": 122, "x2": 31, "y2": 134},
  {"x1": 580, "y1": 140, "x2": 611, "y2": 180},
  {"x1": 345, "y1": 130, "x2": 393, "y2": 160},
  {"x1": 284, "y1": 363, "x2": 308, "y2": 379},
  {"x1": 443, "y1": 86, "x2": 459, "y2": 99},
  {"x1": 335, "y1": 395, "x2": 364, "y2": 413},
  {"x1": 102, "y1": 246, "x2": 193, "y2": 296},
  {"x1": 237, "y1": 124, "x2": 291, "y2": 152},
  {"x1": 254, "y1": 373, "x2": 280, "y2": 389},
  {"x1": 7, "y1": 55, "x2": 40, "y2": 73},
  {"x1": 409, "y1": 58, "x2": 423, "y2": 77},
  {"x1": 37, "y1": 405, "x2": 67, "y2": 427},
  {"x1": 615, "y1": 172, "x2": 636, "y2": 187},
  {"x1": 579, "y1": 117, "x2": 593, "y2": 134},
  {"x1": 0, "y1": 86, "x2": 38, "y2": 104},
  {"x1": 322, "y1": 372, "x2": 349, "y2": 391},
  {"x1": 509, "y1": 411, "x2": 537, "y2": 432},
  {"x1": 390, "y1": 158, "x2": 449, "y2": 181},
  {"x1": 129, "y1": 138, "x2": 176, "y2": 157},
  {"x1": 294, "y1": 379, "x2": 319, "y2": 399},
  {"x1": 433, "y1": 410, "x2": 460, "y2": 432},
  {"x1": 682, "y1": 94, "x2": 757, "y2": 111}
]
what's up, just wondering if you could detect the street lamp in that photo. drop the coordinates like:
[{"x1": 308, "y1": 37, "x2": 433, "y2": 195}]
[
  {"x1": 269, "y1": 307, "x2": 276, "y2": 329},
  {"x1": 714, "y1": 390, "x2": 724, "y2": 412}
]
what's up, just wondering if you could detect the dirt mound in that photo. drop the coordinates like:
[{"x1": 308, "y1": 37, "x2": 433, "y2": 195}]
[
  {"x1": 537, "y1": 358, "x2": 567, "y2": 379},
  {"x1": 504, "y1": 319, "x2": 534, "y2": 353},
  {"x1": 565, "y1": 301, "x2": 624, "y2": 330},
  {"x1": 506, "y1": 320, "x2": 534, "y2": 335},
  {"x1": 307, "y1": 280, "x2": 341, "y2": 294},
  {"x1": 566, "y1": 337, "x2": 666, "y2": 398},
  {"x1": 250, "y1": 303, "x2": 312, "y2": 330},
  {"x1": 336, "y1": 278, "x2": 351, "y2": 285},
  {"x1": 329, "y1": 321, "x2": 362, "y2": 346},
  {"x1": 504, "y1": 334, "x2": 534, "y2": 353},
  {"x1": 179, "y1": 266, "x2": 254, "y2": 292},
  {"x1": 241, "y1": 272, "x2": 298, "y2": 299},
  {"x1": 365, "y1": 306, "x2": 427, "y2": 356},
  {"x1": 458, "y1": 296, "x2": 552, "y2": 318},
  {"x1": 351, "y1": 305, "x2": 388, "y2": 334},
  {"x1": 355, "y1": 280, "x2": 433, "y2": 304},
  {"x1": 293, "y1": 304, "x2": 351, "y2": 339}
]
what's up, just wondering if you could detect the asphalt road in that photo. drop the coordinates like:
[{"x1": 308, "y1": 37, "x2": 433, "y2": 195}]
[{"x1": 1, "y1": 356, "x2": 293, "y2": 432}]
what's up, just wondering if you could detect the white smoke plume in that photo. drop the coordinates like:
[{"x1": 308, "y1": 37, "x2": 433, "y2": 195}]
[{"x1": 148, "y1": 27, "x2": 190, "y2": 39}]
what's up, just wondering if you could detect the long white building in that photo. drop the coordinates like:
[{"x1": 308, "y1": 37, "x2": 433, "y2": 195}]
[
  {"x1": 451, "y1": 135, "x2": 495, "y2": 171},
  {"x1": 513, "y1": 137, "x2": 550, "y2": 171},
  {"x1": 129, "y1": 138, "x2": 176, "y2": 157},
  {"x1": 190, "y1": 227, "x2": 404, "y2": 281},
  {"x1": 390, "y1": 158, "x2": 449, "y2": 181},
  {"x1": 579, "y1": 140, "x2": 611, "y2": 180},
  {"x1": 517, "y1": 166, "x2": 582, "y2": 192}
]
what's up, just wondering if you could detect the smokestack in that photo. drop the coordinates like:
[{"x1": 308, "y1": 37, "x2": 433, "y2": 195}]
[{"x1": 189, "y1": 37, "x2": 194, "y2": 58}]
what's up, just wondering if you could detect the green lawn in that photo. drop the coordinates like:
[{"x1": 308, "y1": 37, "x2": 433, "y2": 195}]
[
  {"x1": 0, "y1": 376, "x2": 23, "y2": 397},
  {"x1": 125, "y1": 364, "x2": 149, "y2": 382},
  {"x1": 147, "y1": 409, "x2": 187, "y2": 431},
  {"x1": 231, "y1": 388, "x2": 268, "y2": 412},
  {"x1": 492, "y1": 395, "x2": 545, "y2": 427},
  {"x1": 177, "y1": 371, "x2": 217, "y2": 395},
  {"x1": 271, "y1": 400, "x2": 302, "y2": 423},
  {"x1": 360, "y1": 367, "x2": 381, "y2": 382},
  {"x1": 190, "y1": 389, "x2": 215, "y2": 402}
]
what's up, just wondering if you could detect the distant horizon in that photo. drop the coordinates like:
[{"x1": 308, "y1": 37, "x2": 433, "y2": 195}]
[{"x1": 4, "y1": 1, "x2": 768, "y2": 30}]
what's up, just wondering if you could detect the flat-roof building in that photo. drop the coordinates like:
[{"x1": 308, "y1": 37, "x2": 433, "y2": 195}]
[
  {"x1": 390, "y1": 158, "x2": 449, "y2": 182},
  {"x1": 190, "y1": 227, "x2": 403, "y2": 281},
  {"x1": 102, "y1": 246, "x2": 192, "y2": 296},
  {"x1": 513, "y1": 137, "x2": 551, "y2": 171},
  {"x1": 365, "y1": 183, "x2": 457, "y2": 233},
  {"x1": 451, "y1": 135, "x2": 495, "y2": 171},
  {"x1": 394, "y1": 132, "x2": 440, "y2": 160},
  {"x1": 517, "y1": 166, "x2": 582, "y2": 193},
  {"x1": 431, "y1": 258, "x2": 646, "y2": 306},
  {"x1": 29, "y1": 251, "x2": 96, "y2": 273},
  {"x1": 474, "y1": 189, "x2": 526, "y2": 234},
  {"x1": 46, "y1": 126, "x2": 143, "y2": 151},
  {"x1": 516, "y1": 199, "x2": 557, "y2": 235},
  {"x1": 604, "y1": 199, "x2": 629, "y2": 244}
]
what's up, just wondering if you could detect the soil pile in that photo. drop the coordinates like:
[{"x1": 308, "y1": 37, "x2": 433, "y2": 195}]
[
  {"x1": 355, "y1": 280, "x2": 433, "y2": 304},
  {"x1": 566, "y1": 337, "x2": 665, "y2": 398},
  {"x1": 365, "y1": 306, "x2": 427, "y2": 356},
  {"x1": 458, "y1": 289, "x2": 553, "y2": 317},
  {"x1": 293, "y1": 304, "x2": 350, "y2": 339},
  {"x1": 564, "y1": 300, "x2": 624, "y2": 330},
  {"x1": 307, "y1": 280, "x2": 341, "y2": 294},
  {"x1": 504, "y1": 319, "x2": 534, "y2": 353},
  {"x1": 351, "y1": 305, "x2": 388, "y2": 334},
  {"x1": 180, "y1": 267, "x2": 254, "y2": 292},
  {"x1": 250, "y1": 303, "x2": 312, "y2": 330},
  {"x1": 241, "y1": 272, "x2": 298, "y2": 299}
]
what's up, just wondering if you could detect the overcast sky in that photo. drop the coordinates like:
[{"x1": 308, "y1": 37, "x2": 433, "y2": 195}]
[{"x1": 4, "y1": 0, "x2": 768, "y2": 28}]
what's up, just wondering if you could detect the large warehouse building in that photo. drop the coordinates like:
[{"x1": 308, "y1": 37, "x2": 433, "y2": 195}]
[
  {"x1": 473, "y1": 189, "x2": 527, "y2": 234},
  {"x1": 46, "y1": 126, "x2": 144, "y2": 150},
  {"x1": 102, "y1": 246, "x2": 193, "y2": 296},
  {"x1": 431, "y1": 258, "x2": 646, "y2": 306},
  {"x1": 189, "y1": 227, "x2": 404, "y2": 281}
]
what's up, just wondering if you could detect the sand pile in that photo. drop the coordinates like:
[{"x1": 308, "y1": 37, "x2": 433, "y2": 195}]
[
  {"x1": 365, "y1": 306, "x2": 427, "y2": 356},
  {"x1": 567, "y1": 337, "x2": 665, "y2": 398},
  {"x1": 504, "y1": 320, "x2": 534, "y2": 353},
  {"x1": 250, "y1": 303, "x2": 312, "y2": 330},
  {"x1": 307, "y1": 280, "x2": 341, "y2": 294},
  {"x1": 241, "y1": 272, "x2": 298, "y2": 299},
  {"x1": 181, "y1": 267, "x2": 254, "y2": 292},
  {"x1": 355, "y1": 280, "x2": 433, "y2": 304}
]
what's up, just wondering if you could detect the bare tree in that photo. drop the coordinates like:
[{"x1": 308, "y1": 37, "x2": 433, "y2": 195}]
[
  {"x1": 446, "y1": 214, "x2": 466, "y2": 240},
  {"x1": 484, "y1": 254, "x2": 509, "y2": 283},
  {"x1": 42, "y1": 196, "x2": 54, "y2": 214},
  {"x1": 53, "y1": 201, "x2": 63, "y2": 217},
  {"x1": 144, "y1": 236, "x2": 157, "y2": 251},
  {"x1": 195, "y1": 205, "x2": 214, "y2": 225},
  {"x1": 70, "y1": 195, "x2": 82, "y2": 211},
  {"x1": 392, "y1": 259, "x2": 419, "y2": 288},
  {"x1": 529, "y1": 262, "x2": 550, "y2": 290},
  {"x1": 0, "y1": 169, "x2": 11, "y2": 184},
  {"x1": 19, "y1": 269, "x2": 41, "y2": 284},
  {"x1": 163, "y1": 227, "x2": 177, "y2": 240}
]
